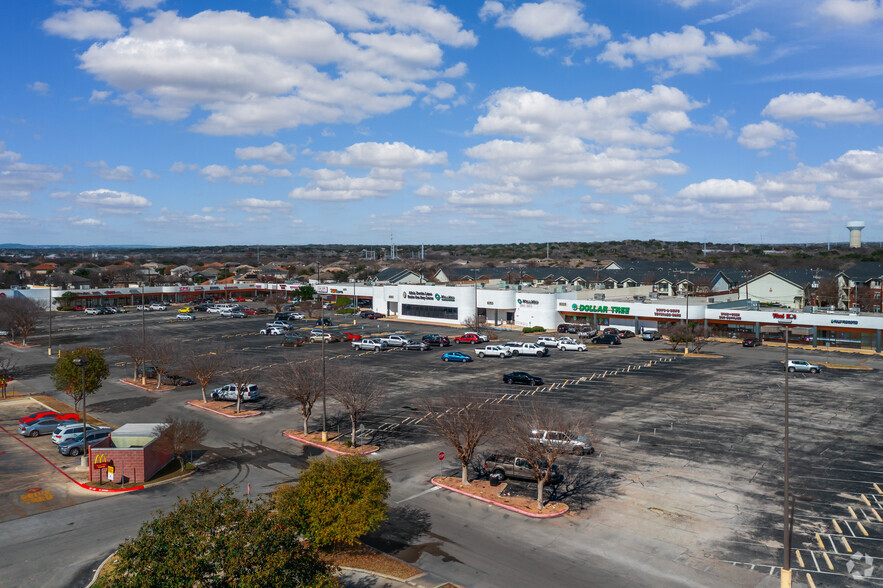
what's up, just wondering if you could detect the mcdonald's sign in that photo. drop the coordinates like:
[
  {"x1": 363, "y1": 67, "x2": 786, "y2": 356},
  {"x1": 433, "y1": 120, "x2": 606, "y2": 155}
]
[{"x1": 93, "y1": 453, "x2": 109, "y2": 469}]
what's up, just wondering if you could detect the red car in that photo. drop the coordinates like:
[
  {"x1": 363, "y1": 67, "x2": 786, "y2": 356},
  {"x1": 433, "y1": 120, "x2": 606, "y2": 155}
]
[
  {"x1": 19, "y1": 411, "x2": 79, "y2": 425},
  {"x1": 241, "y1": 308, "x2": 259, "y2": 316},
  {"x1": 341, "y1": 332, "x2": 362, "y2": 341},
  {"x1": 454, "y1": 333, "x2": 481, "y2": 344}
]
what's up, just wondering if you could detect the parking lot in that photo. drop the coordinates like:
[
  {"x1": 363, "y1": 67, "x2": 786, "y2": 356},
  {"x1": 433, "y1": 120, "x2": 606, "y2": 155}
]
[{"x1": 8, "y1": 305, "x2": 883, "y2": 587}]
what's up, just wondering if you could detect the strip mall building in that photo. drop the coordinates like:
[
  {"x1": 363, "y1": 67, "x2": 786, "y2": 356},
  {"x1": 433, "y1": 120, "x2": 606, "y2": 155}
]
[{"x1": 5, "y1": 281, "x2": 882, "y2": 353}]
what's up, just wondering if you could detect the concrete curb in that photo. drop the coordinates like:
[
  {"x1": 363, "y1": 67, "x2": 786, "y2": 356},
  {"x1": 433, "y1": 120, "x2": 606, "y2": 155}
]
[
  {"x1": 86, "y1": 552, "x2": 116, "y2": 587},
  {"x1": 430, "y1": 477, "x2": 568, "y2": 518},
  {"x1": 0, "y1": 424, "x2": 144, "y2": 493},
  {"x1": 283, "y1": 431, "x2": 379, "y2": 456},
  {"x1": 118, "y1": 378, "x2": 176, "y2": 392},
  {"x1": 186, "y1": 400, "x2": 261, "y2": 418}
]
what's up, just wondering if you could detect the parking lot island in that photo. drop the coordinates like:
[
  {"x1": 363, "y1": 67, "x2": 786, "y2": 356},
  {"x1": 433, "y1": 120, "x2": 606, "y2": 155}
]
[
  {"x1": 431, "y1": 476, "x2": 569, "y2": 518},
  {"x1": 283, "y1": 430, "x2": 379, "y2": 456},
  {"x1": 186, "y1": 399, "x2": 261, "y2": 418}
]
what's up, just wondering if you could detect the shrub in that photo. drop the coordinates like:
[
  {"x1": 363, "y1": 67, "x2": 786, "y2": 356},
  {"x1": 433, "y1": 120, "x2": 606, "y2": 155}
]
[
  {"x1": 337, "y1": 308, "x2": 356, "y2": 315},
  {"x1": 522, "y1": 326, "x2": 545, "y2": 333}
]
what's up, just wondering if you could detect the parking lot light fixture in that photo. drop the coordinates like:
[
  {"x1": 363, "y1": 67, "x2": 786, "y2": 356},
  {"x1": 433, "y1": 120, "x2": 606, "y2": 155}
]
[
  {"x1": 779, "y1": 319, "x2": 793, "y2": 588},
  {"x1": 72, "y1": 355, "x2": 88, "y2": 468}
]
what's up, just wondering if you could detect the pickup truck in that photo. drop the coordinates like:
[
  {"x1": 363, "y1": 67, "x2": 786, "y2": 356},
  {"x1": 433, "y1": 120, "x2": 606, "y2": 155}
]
[
  {"x1": 476, "y1": 345, "x2": 512, "y2": 358},
  {"x1": 352, "y1": 338, "x2": 387, "y2": 351},
  {"x1": 503, "y1": 342, "x2": 549, "y2": 357},
  {"x1": 379, "y1": 334, "x2": 410, "y2": 347},
  {"x1": 482, "y1": 454, "x2": 562, "y2": 484}
]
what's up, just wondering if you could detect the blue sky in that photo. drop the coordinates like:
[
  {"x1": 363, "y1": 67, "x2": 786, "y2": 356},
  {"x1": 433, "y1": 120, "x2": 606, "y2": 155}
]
[{"x1": 2, "y1": 0, "x2": 882, "y2": 246}]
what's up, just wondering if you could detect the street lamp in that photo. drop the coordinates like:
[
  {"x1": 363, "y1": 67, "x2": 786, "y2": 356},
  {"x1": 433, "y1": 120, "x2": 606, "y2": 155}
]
[
  {"x1": 317, "y1": 261, "x2": 328, "y2": 443},
  {"x1": 72, "y1": 355, "x2": 88, "y2": 468},
  {"x1": 779, "y1": 319, "x2": 793, "y2": 588},
  {"x1": 140, "y1": 283, "x2": 147, "y2": 385},
  {"x1": 47, "y1": 283, "x2": 53, "y2": 357}
]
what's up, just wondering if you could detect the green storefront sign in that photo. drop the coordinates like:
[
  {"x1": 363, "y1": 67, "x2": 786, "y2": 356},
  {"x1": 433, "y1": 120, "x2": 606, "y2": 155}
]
[{"x1": 570, "y1": 303, "x2": 630, "y2": 315}]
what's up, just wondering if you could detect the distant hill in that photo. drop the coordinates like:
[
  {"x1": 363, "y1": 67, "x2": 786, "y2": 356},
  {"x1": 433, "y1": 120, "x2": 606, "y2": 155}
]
[{"x1": 0, "y1": 243, "x2": 158, "y2": 249}]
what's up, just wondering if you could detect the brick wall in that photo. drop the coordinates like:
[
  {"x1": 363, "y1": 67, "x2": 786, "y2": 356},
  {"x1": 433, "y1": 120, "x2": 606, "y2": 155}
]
[{"x1": 88, "y1": 438, "x2": 174, "y2": 484}]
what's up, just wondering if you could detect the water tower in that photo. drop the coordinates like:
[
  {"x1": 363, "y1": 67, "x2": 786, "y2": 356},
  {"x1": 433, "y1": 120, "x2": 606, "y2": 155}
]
[{"x1": 846, "y1": 221, "x2": 865, "y2": 248}]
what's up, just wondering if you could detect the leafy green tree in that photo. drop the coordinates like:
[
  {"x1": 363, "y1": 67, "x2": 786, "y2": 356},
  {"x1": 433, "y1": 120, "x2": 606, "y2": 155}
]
[
  {"x1": 276, "y1": 456, "x2": 390, "y2": 549},
  {"x1": 98, "y1": 487, "x2": 336, "y2": 588},
  {"x1": 294, "y1": 284, "x2": 315, "y2": 301},
  {"x1": 50, "y1": 347, "x2": 109, "y2": 411}
]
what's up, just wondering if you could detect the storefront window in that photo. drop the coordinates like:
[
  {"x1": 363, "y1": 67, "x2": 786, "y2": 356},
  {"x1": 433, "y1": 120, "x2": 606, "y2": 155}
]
[
  {"x1": 816, "y1": 329, "x2": 864, "y2": 349},
  {"x1": 401, "y1": 304, "x2": 459, "y2": 321}
]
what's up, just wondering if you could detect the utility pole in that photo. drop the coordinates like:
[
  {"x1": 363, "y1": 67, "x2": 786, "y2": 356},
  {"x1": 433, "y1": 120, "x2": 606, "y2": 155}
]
[
  {"x1": 780, "y1": 321, "x2": 793, "y2": 587},
  {"x1": 140, "y1": 283, "x2": 146, "y2": 385},
  {"x1": 47, "y1": 283, "x2": 52, "y2": 356},
  {"x1": 318, "y1": 257, "x2": 327, "y2": 442}
]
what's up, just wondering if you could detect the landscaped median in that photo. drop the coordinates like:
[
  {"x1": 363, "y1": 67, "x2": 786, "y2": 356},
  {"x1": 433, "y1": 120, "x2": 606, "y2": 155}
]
[
  {"x1": 119, "y1": 378, "x2": 176, "y2": 392},
  {"x1": 431, "y1": 476, "x2": 568, "y2": 518},
  {"x1": 283, "y1": 429, "x2": 379, "y2": 456},
  {"x1": 187, "y1": 399, "x2": 261, "y2": 418}
]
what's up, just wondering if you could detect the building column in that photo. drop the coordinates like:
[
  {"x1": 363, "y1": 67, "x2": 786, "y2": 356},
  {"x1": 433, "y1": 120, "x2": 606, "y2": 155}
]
[
  {"x1": 812, "y1": 326, "x2": 818, "y2": 348},
  {"x1": 754, "y1": 322, "x2": 761, "y2": 337},
  {"x1": 634, "y1": 316, "x2": 640, "y2": 333},
  {"x1": 876, "y1": 330, "x2": 881, "y2": 353}
]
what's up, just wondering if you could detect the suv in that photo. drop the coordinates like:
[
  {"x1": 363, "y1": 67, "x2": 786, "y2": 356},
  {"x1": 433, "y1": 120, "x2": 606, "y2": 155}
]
[
  {"x1": 743, "y1": 336, "x2": 762, "y2": 347},
  {"x1": 482, "y1": 454, "x2": 562, "y2": 484},
  {"x1": 454, "y1": 333, "x2": 482, "y2": 344},
  {"x1": 786, "y1": 360, "x2": 821, "y2": 373},
  {"x1": 58, "y1": 429, "x2": 112, "y2": 457},
  {"x1": 211, "y1": 383, "x2": 261, "y2": 402},
  {"x1": 422, "y1": 334, "x2": 451, "y2": 347},
  {"x1": 52, "y1": 423, "x2": 109, "y2": 445},
  {"x1": 642, "y1": 330, "x2": 661, "y2": 341},
  {"x1": 529, "y1": 429, "x2": 594, "y2": 455},
  {"x1": 536, "y1": 336, "x2": 559, "y2": 347},
  {"x1": 316, "y1": 317, "x2": 333, "y2": 327},
  {"x1": 592, "y1": 334, "x2": 621, "y2": 345}
]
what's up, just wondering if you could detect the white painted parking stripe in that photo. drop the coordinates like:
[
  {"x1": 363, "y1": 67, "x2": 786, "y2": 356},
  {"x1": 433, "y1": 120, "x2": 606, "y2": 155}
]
[
  {"x1": 810, "y1": 550, "x2": 821, "y2": 572},
  {"x1": 828, "y1": 534, "x2": 839, "y2": 554}
]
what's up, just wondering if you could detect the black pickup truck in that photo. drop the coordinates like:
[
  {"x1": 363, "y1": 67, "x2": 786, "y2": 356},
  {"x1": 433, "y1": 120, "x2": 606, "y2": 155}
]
[{"x1": 482, "y1": 454, "x2": 562, "y2": 484}]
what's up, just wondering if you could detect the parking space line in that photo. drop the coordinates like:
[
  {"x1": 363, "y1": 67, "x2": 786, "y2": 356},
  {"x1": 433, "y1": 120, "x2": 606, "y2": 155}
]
[
  {"x1": 873, "y1": 483, "x2": 882, "y2": 494},
  {"x1": 843, "y1": 520, "x2": 856, "y2": 537},
  {"x1": 828, "y1": 534, "x2": 839, "y2": 554},
  {"x1": 810, "y1": 550, "x2": 821, "y2": 572}
]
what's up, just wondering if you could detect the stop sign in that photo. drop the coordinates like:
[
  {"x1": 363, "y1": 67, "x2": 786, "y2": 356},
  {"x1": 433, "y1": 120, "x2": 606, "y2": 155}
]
[{"x1": 438, "y1": 451, "x2": 445, "y2": 461}]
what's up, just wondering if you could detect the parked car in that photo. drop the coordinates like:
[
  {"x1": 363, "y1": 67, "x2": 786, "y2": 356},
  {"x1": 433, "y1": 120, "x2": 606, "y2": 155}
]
[
  {"x1": 275, "y1": 312, "x2": 293, "y2": 321},
  {"x1": 602, "y1": 327, "x2": 620, "y2": 335},
  {"x1": 84, "y1": 307, "x2": 101, "y2": 315},
  {"x1": 361, "y1": 311, "x2": 384, "y2": 319},
  {"x1": 557, "y1": 324, "x2": 578, "y2": 334},
  {"x1": 422, "y1": 334, "x2": 451, "y2": 347},
  {"x1": 529, "y1": 428, "x2": 594, "y2": 455},
  {"x1": 149, "y1": 303, "x2": 167, "y2": 311},
  {"x1": 260, "y1": 326, "x2": 286, "y2": 336},
  {"x1": 176, "y1": 313, "x2": 195, "y2": 321},
  {"x1": 310, "y1": 332, "x2": 339, "y2": 343},
  {"x1": 281, "y1": 334, "x2": 306, "y2": 347},
  {"x1": 503, "y1": 371, "x2": 544, "y2": 385},
  {"x1": 341, "y1": 331, "x2": 362, "y2": 341},
  {"x1": 476, "y1": 345, "x2": 512, "y2": 358},
  {"x1": 166, "y1": 374, "x2": 195, "y2": 386},
  {"x1": 402, "y1": 339, "x2": 431, "y2": 351},
  {"x1": 316, "y1": 317, "x2": 333, "y2": 327},
  {"x1": 441, "y1": 351, "x2": 472, "y2": 362},
  {"x1": 20, "y1": 417, "x2": 73, "y2": 437},
  {"x1": 178, "y1": 306, "x2": 192, "y2": 313},
  {"x1": 483, "y1": 454, "x2": 562, "y2": 484},
  {"x1": 503, "y1": 342, "x2": 550, "y2": 357},
  {"x1": 592, "y1": 334, "x2": 621, "y2": 345},
  {"x1": 288, "y1": 312, "x2": 305, "y2": 320},
  {"x1": 786, "y1": 360, "x2": 821, "y2": 373},
  {"x1": 743, "y1": 336, "x2": 762, "y2": 347},
  {"x1": 353, "y1": 338, "x2": 387, "y2": 351},
  {"x1": 577, "y1": 328, "x2": 598, "y2": 339},
  {"x1": 617, "y1": 330, "x2": 636, "y2": 338},
  {"x1": 557, "y1": 340, "x2": 587, "y2": 352},
  {"x1": 265, "y1": 320, "x2": 292, "y2": 330},
  {"x1": 221, "y1": 309, "x2": 247, "y2": 318},
  {"x1": 454, "y1": 333, "x2": 482, "y2": 344},
  {"x1": 241, "y1": 308, "x2": 259, "y2": 316},
  {"x1": 211, "y1": 383, "x2": 260, "y2": 402},
  {"x1": 58, "y1": 429, "x2": 112, "y2": 457},
  {"x1": 380, "y1": 334, "x2": 410, "y2": 347},
  {"x1": 464, "y1": 331, "x2": 489, "y2": 342},
  {"x1": 19, "y1": 411, "x2": 78, "y2": 425},
  {"x1": 642, "y1": 330, "x2": 661, "y2": 341},
  {"x1": 536, "y1": 336, "x2": 559, "y2": 347},
  {"x1": 52, "y1": 423, "x2": 107, "y2": 445}
]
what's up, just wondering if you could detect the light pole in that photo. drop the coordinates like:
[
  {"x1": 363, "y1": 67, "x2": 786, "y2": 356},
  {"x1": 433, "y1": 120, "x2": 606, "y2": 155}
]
[
  {"x1": 47, "y1": 283, "x2": 53, "y2": 356},
  {"x1": 318, "y1": 260, "x2": 328, "y2": 442},
  {"x1": 140, "y1": 283, "x2": 147, "y2": 385},
  {"x1": 780, "y1": 320, "x2": 793, "y2": 588},
  {"x1": 72, "y1": 355, "x2": 88, "y2": 468}
]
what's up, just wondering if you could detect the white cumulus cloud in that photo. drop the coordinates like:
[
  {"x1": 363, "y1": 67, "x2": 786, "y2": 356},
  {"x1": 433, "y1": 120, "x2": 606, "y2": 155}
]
[
  {"x1": 598, "y1": 25, "x2": 762, "y2": 78},
  {"x1": 87, "y1": 161, "x2": 136, "y2": 181},
  {"x1": 319, "y1": 142, "x2": 447, "y2": 168},
  {"x1": 677, "y1": 178, "x2": 758, "y2": 200},
  {"x1": 235, "y1": 142, "x2": 295, "y2": 164},
  {"x1": 74, "y1": 189, "x2": 152, "y2": 213},
  {"x1": 761, "y1": 92, "x2": 882, "y2": 124},
  {"x1": 480, "y1": 0, "x2": 610, "y2": 46},
  {"x1": 28, "y1": 82, "x2": 50, "y2": 95},
  {"x1": 289, "y1": 168, "x2": 403, "y2": 201},
  {"x1": 817, "y1": 0, "x2": 883, "y2": 24},
  {"x1": 231, "y1": 198, "x2": 292, "y2": 213},
  {"x1": 73, "y1": 217, "x2": 106, "y2": 227},
  {"x1": 737, "y1": 121, "x2": 796, "y2": 150},
  {"x1": 43, "y1": 9, "x2": 125, "y2": 40}
]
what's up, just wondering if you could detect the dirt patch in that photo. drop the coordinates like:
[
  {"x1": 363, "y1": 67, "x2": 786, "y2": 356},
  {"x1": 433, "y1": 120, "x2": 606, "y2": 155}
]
[
  {"x1": 188, "y1": 399, "x2": 261, "y2": 417},
  {"x1": 434, "y1": 476, "x2": 568, "y2": 516},
  {"x1": 284, "y1": 430, "x2": 379, "y2": 455},
  {"x1": 119, "y1": 378, "x2": 177, "y2": 392},
  {"x1": 321, "y1": 542, "x2": 422, "y2": 580},
  {"x1": 820, "y1": 362, "x2": 873, "y2": 371}
]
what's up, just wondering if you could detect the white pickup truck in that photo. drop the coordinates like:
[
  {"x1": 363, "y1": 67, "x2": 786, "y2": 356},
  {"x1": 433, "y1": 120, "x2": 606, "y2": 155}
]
[
  {"x1": 503, "y1": 342, "x2": 550, "y2": 357},
  {"x1": 476, "y1": 345, "x2": 513, "y2": 358},
  {"x1": 379, "y1": 334, "x2": 410, "y2": 347},
  {"x1": 353, "y1": 338, "x2": 387, "y2": 351}
]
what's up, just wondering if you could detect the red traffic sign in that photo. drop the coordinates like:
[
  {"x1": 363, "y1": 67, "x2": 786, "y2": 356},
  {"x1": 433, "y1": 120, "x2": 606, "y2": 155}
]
[
  {"x1": 94, "y1": 462, "x2": 108, "y2": 470},
  {"x1": 438, "y1": 452, "x2": 445, "y2": 461}
]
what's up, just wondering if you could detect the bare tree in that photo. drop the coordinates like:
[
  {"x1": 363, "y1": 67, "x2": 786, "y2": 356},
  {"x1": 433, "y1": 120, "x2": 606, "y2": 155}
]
[
  {"x1": 0, "y1": 352, "x2": 15, "y2": 400},
  {"x1": 227, "y1": 357, "x2": 255, "y2": 414},
  {"x1": 689, "y1": 324, "x2": 713, "y2": 353},
  {"x1": 180, "y1": 345, "x2": 227, "y2": 403},
  {"x1": 113, "y1": 330, "x2": 152, "y2": 382},
  {"x1": 422, "y1": 392, "x2": 498, "y2": 485},
  {"x1": 266, "y1": 293, "x2": 288, "y2": 312},
  {"x1": 271, "y1": 359, "x2": 323, "y2": 434},
  {"x1": 330, "y1": 367, "x2": 384, "y2": 446},
  {"x1": 504, "y1": 402, "x2": 594, "y2": 510},
  {"x1": 0, "y1": 297, "x2": 42, "y2": 345},
  {"x1": 460, "y1": 314, "x2": 496, "y2": 340},
  {"x1": 152, "y1": 416, "x2": 207, "y2": 471},
  {"x1": 661, "y1": 323, "x2": 690, "y2": 351},
  {"x1": 144, "y1": 337, "x2": 178, "y2": 390}
]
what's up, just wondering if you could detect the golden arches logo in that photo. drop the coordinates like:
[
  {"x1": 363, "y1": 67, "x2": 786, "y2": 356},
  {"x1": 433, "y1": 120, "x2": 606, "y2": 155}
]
[{"x1": 94, "y1": 453, "x2": 108, "y2": 465}]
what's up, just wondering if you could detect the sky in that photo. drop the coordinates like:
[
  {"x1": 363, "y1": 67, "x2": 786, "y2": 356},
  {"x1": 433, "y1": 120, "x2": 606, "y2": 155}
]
[{"x1": 1, "y1": 0, "x2": 882, "y2": 247}]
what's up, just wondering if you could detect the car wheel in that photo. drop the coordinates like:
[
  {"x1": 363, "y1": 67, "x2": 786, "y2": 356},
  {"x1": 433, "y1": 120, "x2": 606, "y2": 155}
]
[
  {"x1": 29, "y1": 430, "x2": 39, "y2": 437},
  {"x1": 444, "y1": 357, "x2": 449, "y2": 362},
  {"x1": 478, "y1": 353, "x2": 484, "y2": 358},
  {"x1": 70, "y1": 447, "x2": 81, "y2": 457},
  {"x1": 573, "y1": 447, "x2": 584, "y2": 456},
  {"x1": 504, "y1": 378, "x2": 512, "y2": 384},
  {"x1": 511, "y1": 350, "x2": 519, "y2": 356},
  {"x1": 493, "y1": 469, "x2": 506, "y2": 481},
  {"x1": 810, "y1": 368, "x2": 819, "y2": 374},
  {"x1": 788, "y1": 366, "x2": 795, "y2": 372},
  {"x1": 536, "y1": 351, "x2": 543, "y2": 356}
]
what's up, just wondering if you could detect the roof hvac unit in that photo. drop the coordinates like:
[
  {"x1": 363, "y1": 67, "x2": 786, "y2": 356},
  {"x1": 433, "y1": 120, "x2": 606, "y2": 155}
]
[
  {"x1": 594, "y1": 293, "x2": 606, "y2": 301},
  {"x1": 849, "y1": 306, "x2": 861, "y2": 315},
  {"x1": 649, "y1": 292, "x2": 659, "y2": 300},
  {"x1": 747, "y1": 301, "x2": 759, "y2": 310},
  {"x1": 805, "y1": 306, "x2": 817, "y2": 313},
  {"x1": 708, "y1": 298, "x2": 715, "y2": 303}
]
